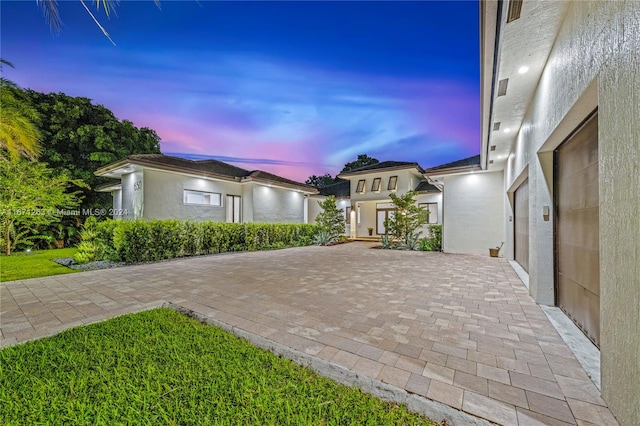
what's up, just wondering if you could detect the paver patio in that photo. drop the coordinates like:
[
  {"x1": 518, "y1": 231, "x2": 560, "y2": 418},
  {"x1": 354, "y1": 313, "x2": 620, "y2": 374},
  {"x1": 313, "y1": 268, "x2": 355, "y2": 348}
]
[{"x1": 0, "y1": 243, "x2": 618, "y2": 425}]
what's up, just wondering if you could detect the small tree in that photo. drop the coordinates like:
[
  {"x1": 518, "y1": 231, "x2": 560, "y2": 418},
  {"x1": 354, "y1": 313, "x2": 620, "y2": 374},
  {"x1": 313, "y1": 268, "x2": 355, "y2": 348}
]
[
  {"x1": 384, "y1": 190, "x2": 428, "y2": 247},
  {"x1": 0, "y1": 159, "x2": 85, "y2": 255},
  {"x1": 315, "y1": 195, "x2": 345, "y2": 243}
]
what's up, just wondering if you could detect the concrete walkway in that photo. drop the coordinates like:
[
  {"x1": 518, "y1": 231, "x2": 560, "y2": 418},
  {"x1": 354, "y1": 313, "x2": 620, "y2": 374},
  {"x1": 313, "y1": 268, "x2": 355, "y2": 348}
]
[{"x1": 0, "y1": 243, "x2": 618, "y2": 425}]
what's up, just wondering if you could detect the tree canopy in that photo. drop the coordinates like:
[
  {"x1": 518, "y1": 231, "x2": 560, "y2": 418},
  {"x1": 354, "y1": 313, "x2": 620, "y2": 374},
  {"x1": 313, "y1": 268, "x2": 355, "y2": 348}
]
[
  {"x1": 21, "y1": 90, "x2": 161, "y2": 210},
  {"x1": 341, "y1": 154, "x2": 379, "y2": 172},
  {"x1": 305, "y1": 174, "x2": 337, "y2": 188},
  {"x1": 305, "y1": 154, "x2": 380, "y2": 188}
]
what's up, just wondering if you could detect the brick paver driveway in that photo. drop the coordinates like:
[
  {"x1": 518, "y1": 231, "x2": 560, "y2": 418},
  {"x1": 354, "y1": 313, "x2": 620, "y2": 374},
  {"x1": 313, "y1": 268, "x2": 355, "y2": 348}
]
[{"x1": 1, "y1": 243, "x2": 617, "y2": 425}]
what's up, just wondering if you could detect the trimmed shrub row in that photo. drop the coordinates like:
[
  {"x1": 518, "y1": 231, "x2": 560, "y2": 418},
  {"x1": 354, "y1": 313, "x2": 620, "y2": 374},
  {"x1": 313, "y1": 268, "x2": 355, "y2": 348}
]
[{"x1": 75, "y1": 219, "x2": 319, "y2": 264}]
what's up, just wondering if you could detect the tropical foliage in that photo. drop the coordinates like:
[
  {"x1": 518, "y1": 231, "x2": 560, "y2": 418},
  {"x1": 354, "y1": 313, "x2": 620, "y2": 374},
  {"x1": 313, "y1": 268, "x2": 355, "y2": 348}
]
[
  {"x1": 0, "y1": 159, "x2": 86, "y2": 255},
  {"x1": 0, "y1": 59, "x2": 41, "y2": 162},
  {"x1": 314, "y1": 195, "x2": 345, "y2": 243},
  {"x1": 383, "y1": 190, "x2": 428, "y2": 249}
]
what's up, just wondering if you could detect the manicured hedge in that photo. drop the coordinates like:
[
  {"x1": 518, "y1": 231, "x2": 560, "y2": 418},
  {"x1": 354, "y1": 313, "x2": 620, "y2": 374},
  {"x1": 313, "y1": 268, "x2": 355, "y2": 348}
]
[{"x1": 75, "y1": 219, "x2": 319, "y2": 263}]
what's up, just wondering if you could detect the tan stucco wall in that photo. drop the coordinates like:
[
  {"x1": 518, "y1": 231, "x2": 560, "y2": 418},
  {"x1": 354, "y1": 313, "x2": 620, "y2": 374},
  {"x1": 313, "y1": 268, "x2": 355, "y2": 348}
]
[{"x1": 503, "y1": 2, "x2": 639, "y2": 424}]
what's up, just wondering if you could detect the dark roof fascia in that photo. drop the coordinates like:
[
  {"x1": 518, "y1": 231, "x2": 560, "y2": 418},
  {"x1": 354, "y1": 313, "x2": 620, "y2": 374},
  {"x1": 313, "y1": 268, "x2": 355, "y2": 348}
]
[
  {"x1": 424, "y1": 164, "x2": 482, "y2": 176},
  {"x1": 241, "y1": 174, "x2": 318, "y2": 194},
  {"x1": 96, "y1": 157, "x2": 244, "y2": 183},
  {"x1": 337, "y1": 163, "x2": 424, "y2": 178}
]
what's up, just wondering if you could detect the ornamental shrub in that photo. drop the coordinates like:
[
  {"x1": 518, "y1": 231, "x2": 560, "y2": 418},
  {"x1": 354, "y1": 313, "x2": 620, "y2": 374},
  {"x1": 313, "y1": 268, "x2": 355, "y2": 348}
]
[{"x1": 79, "y1": 220, "x2": 319, "y2": 263}]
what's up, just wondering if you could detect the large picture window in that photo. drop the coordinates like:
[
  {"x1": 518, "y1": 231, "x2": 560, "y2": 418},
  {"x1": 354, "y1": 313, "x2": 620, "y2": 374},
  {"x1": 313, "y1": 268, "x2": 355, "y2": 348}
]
[
  {"x1": 371, "y1": 178, "x2": 381, "y2": 192},
  {"x1": 356, "y1": 179, "x2": 366, "y2": 193},
  {"x1": 184, "y1": 190, "x2": 221, "y2": 206},
  {"x1": 387, "y1": 176, "x2": 398, "y2": 191},
  {"x1": 419, "y1": 202, "x2": 438, "y2": 224}
]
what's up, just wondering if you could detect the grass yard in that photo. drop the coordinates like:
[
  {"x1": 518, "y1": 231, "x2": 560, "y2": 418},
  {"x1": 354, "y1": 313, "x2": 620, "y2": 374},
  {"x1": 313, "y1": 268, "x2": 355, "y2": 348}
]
[
  {"x1": 0, "y1": 247, "x2": 78, "y2": 282},
  {"x1": 0, "y1": 308, "x2": 435, "y2": 425}
]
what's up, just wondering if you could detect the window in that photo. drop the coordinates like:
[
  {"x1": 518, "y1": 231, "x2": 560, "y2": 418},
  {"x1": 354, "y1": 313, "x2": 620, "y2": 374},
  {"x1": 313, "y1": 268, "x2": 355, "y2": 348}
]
[
  {"x1": 387, "y1": 176, "x2": 398, "y2": 191},
  {"x1": 419, "y1": 202, "x2": 438, "y2": 224},
  {"x1": 356, "y1": 179, "x2": 366, "y2": 193},
  {"x1": 226, "y1": 195, "x2": 241, "y2": 223},
  {"x1": 371, "y1": 177, "x2": 381, "y2": 192},
  {"x1": 345, "y1": 206, "x2": 351, "y2": 224},
  {"x1": 184, "y1": 190, "x2": 221, "y2": 206}
]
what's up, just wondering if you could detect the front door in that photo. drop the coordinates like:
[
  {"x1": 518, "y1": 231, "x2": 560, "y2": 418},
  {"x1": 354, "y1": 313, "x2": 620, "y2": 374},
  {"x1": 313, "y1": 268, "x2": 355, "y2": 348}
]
[
  {"x1": 376, "y1": 209, "x2": 394, "y2": 235},
  {"x1": 555, "y1": 112, "x2": 599, "y2": 347},
  {"x1": 226, "y1": 195, "x2": 241, "y2": 223}
]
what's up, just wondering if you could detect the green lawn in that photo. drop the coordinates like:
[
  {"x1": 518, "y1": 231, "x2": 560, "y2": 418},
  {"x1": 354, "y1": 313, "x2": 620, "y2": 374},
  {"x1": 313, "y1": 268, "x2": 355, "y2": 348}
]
[
  {"x1": 0, "y1": 247, "x2": 78, "y2": 282},
  {"x1": 0, "y1": 308, "x2": 435, "y2": 425}
]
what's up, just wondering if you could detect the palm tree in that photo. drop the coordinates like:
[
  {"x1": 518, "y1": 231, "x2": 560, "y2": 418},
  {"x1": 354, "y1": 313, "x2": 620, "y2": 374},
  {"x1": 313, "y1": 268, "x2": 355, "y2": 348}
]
[
  {"x1": 0, "y1": 59, "x2": 41, "y2": 162},
  {"x1": 35, "y1": 0, "x2": 161, "y2": 46}
]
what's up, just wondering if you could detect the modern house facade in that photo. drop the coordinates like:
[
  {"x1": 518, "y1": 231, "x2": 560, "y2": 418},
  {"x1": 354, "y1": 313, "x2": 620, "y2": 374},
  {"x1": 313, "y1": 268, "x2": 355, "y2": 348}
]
[
  {"x1": 422, "y1": 2, "x2": 638, "y2": 424},
  {"x1": 308, "y1": 162, "x2": 442, "y2": 239},
  {"x1": 95, "y1": 154, "x2": 318, "y2": 223}
]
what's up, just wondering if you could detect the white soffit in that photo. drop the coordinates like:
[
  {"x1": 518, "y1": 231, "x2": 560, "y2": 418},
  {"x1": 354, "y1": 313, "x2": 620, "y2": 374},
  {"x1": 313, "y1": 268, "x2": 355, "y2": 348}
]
[{"x1": 487, "y1": 0, "x2": 568, "y2": 171}]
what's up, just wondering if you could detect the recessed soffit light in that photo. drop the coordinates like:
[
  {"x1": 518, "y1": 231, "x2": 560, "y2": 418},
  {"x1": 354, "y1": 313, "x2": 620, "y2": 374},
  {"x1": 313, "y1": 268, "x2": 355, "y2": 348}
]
[
  {"x1": 504, "y1": 128, "x2": 512, "y2": 133},
  {"x1": 518, "y1": 66, "x2": 529, "y2": 74}
]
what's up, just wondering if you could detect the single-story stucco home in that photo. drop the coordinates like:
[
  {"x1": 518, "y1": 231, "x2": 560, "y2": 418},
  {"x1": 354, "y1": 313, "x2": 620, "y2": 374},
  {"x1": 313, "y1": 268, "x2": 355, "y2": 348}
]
[{"x1": 95, "y1": 154, "x2": 318, "y2": 223}]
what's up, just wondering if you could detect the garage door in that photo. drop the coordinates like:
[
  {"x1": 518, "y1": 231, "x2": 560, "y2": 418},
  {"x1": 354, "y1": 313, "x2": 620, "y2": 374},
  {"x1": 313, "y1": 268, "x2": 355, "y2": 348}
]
[
  {"x1": 555, "y1": 113, "x2": 599, "y2": 347},
  {"x1": 514, "y1": 179, "x2": 529, "y2": 272}
]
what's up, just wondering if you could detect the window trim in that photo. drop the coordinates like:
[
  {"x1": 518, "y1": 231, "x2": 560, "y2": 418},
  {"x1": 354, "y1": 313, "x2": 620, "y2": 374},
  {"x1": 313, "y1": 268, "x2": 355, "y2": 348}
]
[
  {"x1": 355, "y1": 179, "x2": 366, "y2": 194},
  {"x1": 387, "y1": 176, "x2": 398, "y2": 191},
  {"x1": 345, "y1": 206, "x2": 351, "y2": 225},
  {"x1": 419, "y1": 202, "x2": 438, "y2": 224},
  {"x1": 183, "y1": 189, "x2": 222, "y2": 206},
  {"x1": 371, "y1": 177, "x2": 381, "y2": 192}
]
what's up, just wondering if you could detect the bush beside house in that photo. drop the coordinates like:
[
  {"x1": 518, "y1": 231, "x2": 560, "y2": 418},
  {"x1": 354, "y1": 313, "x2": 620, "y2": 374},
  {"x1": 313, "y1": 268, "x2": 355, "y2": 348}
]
[{"x1": 74, "y1": 219, "x2": 319, "y2": 264}]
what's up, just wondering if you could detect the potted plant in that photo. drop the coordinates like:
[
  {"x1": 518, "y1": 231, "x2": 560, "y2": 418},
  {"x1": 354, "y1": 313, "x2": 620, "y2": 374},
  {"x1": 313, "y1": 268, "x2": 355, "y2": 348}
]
[
  {"x1": 489, "y1": 242, "x2": 504, "y2": 257},
  {"x1": 367, "y1": 227, "x2": 374, "y2": 236}
]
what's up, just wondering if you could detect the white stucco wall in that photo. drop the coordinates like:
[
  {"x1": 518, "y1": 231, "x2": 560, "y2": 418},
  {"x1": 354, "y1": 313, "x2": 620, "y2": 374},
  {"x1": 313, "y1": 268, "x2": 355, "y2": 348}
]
[
  {"x1": 348, "y1": 169, "x2": 422, "y2": 202},
  {"x1": 502, "y1": 2, "x2": 639, "y2": 424},
  {"x1": 111, "y1": 189, "x2": 122, "y2": 220},
  {"x1": 252, "y1": 185, "x2": 305, "y2": 223},
  {"x1": 121, "y1": 171, "x2": 144, "y2": 220},
  {"x1": 442, "y1": 171, "x2": 505, "y2": 256},
  {"x1": 142, "y1": 169, "x2": 237, "y2": 221}
]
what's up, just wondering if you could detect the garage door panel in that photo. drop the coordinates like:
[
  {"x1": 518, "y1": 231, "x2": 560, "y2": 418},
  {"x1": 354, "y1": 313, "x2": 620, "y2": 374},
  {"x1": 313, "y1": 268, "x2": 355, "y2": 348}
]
[
  {"x1": 555, "y1": 112, "x2": 599, "y2": 347},
  {"x1": 557, "y1": 275, "x2": 600, "y2": 346},
  {"x1": 556, "y1": 117, "x2": 598, "y2": 179},
  {"x1": 514, "y1": 179, "x2": 529, "y2": 272},
  {"x1": 561, "y1": 164, "x2": 599, "y2": 211},
  {"x1": 557, "y1": 243, "x2": 600, "y2": 295}
]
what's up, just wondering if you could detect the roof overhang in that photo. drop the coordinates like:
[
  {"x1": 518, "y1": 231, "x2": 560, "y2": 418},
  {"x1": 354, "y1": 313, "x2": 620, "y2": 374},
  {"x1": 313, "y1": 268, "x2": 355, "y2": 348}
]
[
  {"x1": 481, "y1": 0, "x2": 569, "y2": 172},
  {"x1": 95, "y1": 182, "x2": 122, "y2": 192},
  {"x1": 337, "y1": 165, "x2": 424, "y2": 179},
  {"x1": 240, "y1": 176, "x2": 318, "y2": 195},
  {"x1": 95, "y1": 158, "x2": 242, "y2": 183}
]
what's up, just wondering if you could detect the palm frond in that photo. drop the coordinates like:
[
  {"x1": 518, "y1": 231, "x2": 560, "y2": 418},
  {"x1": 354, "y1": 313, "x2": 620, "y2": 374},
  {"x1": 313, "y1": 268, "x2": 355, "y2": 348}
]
[{"x1": 35, "y1": 0, "x2": 62, "y2": 32}]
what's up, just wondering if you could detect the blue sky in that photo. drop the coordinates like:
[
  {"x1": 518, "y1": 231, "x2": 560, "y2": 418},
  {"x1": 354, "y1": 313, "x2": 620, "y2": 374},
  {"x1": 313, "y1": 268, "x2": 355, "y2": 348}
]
[{"x1": 1, "y1": 1, "x2": 480, "y2": 181}]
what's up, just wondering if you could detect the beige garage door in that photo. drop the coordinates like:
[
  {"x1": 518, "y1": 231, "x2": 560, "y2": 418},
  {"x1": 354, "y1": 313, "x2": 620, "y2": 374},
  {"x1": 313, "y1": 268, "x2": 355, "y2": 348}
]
[
  {"x1": 555, "y1": 113, "x2": 599, "y2": 347},
  {"x1": 514, "y1": 179, "x2": 529, "y2": 272}
]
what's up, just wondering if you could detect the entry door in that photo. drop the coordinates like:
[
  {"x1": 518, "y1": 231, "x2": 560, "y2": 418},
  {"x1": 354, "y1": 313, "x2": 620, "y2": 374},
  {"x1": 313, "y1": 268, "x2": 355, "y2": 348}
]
[
  {"x1": 376, "y1": 209, "x2": 394, "y2": 235},
  {"x1": 555, "y1": 113, "x2": 599, "y2": 347},
  {"x1": 514, "y1": 179, "x2": 529, "y2": 272},
  {"x1": 226, "y1": 195, "x2": 241, "y2": 223}
]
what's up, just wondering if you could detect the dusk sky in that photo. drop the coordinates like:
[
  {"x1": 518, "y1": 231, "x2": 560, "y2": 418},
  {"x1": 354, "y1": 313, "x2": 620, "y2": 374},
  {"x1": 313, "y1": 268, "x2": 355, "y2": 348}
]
[{"x1": 1, "y1": 1, "x2": 480, "y2": 181}]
